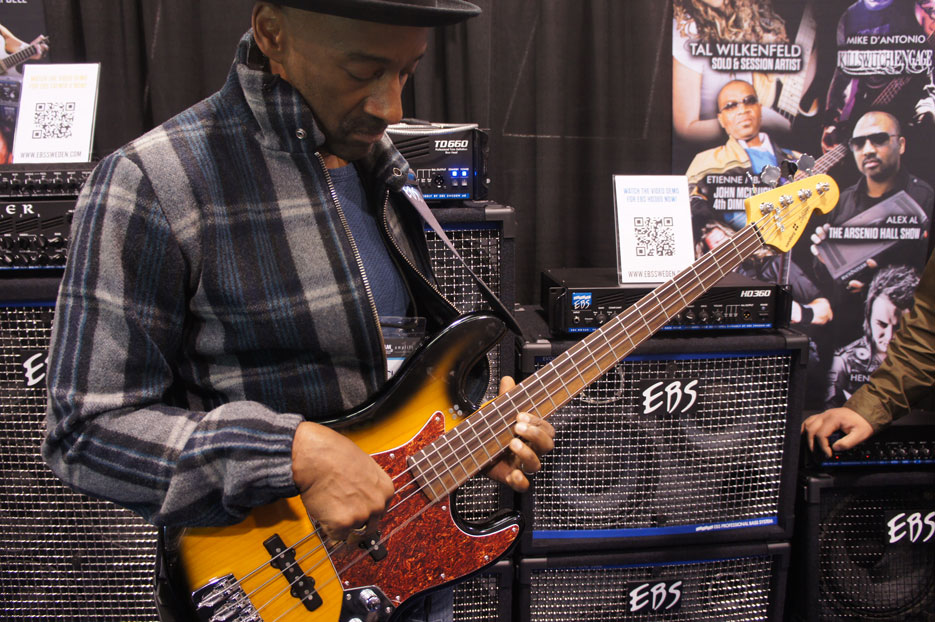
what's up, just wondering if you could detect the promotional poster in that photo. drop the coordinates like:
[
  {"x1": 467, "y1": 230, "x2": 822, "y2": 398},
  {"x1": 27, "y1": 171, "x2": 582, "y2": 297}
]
[
  {"x1": 0, "y1": 0, "x2": 48, "y2": 163},
  {"x1": 672, "y1": 0, "x2": 935, "y2": 409}
]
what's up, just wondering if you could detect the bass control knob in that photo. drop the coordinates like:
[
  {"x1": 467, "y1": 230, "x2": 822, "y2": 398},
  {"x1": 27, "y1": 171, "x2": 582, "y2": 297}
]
[{"x1": 358, "y1": 588, "x2": 381, "y2": 612}]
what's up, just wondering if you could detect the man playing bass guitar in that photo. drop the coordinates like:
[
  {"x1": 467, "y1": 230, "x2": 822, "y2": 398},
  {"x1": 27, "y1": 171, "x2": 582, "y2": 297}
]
[{"x1": 42, "y1": 2, "x2": 554, "y2": 620}]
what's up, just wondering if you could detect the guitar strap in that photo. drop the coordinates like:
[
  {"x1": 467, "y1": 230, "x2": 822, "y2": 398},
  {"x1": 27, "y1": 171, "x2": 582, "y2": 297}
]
[{"x1": 402, "y1": 185, "x2": 522, "y2": 336}]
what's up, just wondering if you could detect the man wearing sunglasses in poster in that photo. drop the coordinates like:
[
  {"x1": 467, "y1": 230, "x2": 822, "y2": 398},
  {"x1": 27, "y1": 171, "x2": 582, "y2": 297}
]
[
  {"x1": 685, "y1": 79, "x2": 834, "y2": 328},
  {"x1": 810, "y1": 111, "x2": 933, "y2": 396},
  {"x1": 820, "y1": 0, "x2": 935, "y2": 157},
  {"x1": 686, "y1": 80, "x2": 803, "y2": 238}
]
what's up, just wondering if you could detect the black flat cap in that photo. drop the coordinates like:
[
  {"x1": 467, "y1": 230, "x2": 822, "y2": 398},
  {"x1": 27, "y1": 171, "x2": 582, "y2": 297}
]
[{"x1": 273, "y1": 0, "x2": 482, "y2": 26}]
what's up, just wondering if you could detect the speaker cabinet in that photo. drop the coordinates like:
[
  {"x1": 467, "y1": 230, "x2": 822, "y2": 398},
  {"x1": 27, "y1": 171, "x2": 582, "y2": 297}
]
[
  {"x1": 427, "y1": 203, "x2": 515, "y2": 397},
  {"x1": 518, "y1": 541, "x2": 790, "y2": 621},
  {"x1": 452, "y1": 560, "x2": 514, "y2": 622},
  {"x1": 0, "y1": 278, "x2": 159, "y2": 620},
  {"x1": 429, "y1": 203, "x2": 517, "y2": 524},
  {"x1": 793, "y1": 470, "x2": 935, "y2": 621},
  {"x1": 516, "y1": 307, "x2": 808, "y2": 553}
]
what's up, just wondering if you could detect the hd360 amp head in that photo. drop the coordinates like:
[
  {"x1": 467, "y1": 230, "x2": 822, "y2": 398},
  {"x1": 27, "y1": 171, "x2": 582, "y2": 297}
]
[{"x1": 387, "y1": 121, "x2": 488, "y2": 202}]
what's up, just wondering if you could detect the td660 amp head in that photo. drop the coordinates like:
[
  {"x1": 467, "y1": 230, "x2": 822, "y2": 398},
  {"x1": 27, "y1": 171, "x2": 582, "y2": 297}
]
[{"x1": 387, "y1": 121, "x2": 488, "y2": 202}]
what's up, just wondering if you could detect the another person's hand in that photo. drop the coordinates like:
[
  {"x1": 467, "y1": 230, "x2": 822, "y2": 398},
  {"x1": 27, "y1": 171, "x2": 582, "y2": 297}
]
[
  {"x1": 292, "y1": 421, "x2": 395, "y2": 542},
  {"x1": 914, "y1": 90, "x2": 935, "y2": 125},
  {"x1": 820, "y1": 125, "x2": 840, "y2": 153},
  {"x1": 846, "y1": 258, "x2": 876, "y2": 293},
  {"x1": 810, "y1": 222, "x2": 830, "y2": 261},
  {"x1": 484, "y1": 376, "x2": 556, "y2": 492},
  {"x1": 791, "y1": 297, "x2": 833, "y2": 325},
  {"x1": 801, "y1": 407, "x2": 874, "y2": 457},
  {"x1": 27, "y1": 35, "x2": 48, "y2": 59}
]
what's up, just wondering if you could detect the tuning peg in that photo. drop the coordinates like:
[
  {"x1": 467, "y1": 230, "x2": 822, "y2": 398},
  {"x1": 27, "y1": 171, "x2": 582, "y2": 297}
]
[
  {"x1": 760, "y1": 165, "x2": 781, "y2": 188},
  {"x1": 780, "y1": 160, "x2": 798, "y2": 180},
  {"x1": 797, "y1": 154, "x2": 816, "y2": 176}
]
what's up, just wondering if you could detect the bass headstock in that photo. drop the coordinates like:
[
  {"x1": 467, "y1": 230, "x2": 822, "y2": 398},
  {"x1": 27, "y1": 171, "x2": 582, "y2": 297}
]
[{"x1": 744, "y1": 172, "x2": 839, "y2": 254}]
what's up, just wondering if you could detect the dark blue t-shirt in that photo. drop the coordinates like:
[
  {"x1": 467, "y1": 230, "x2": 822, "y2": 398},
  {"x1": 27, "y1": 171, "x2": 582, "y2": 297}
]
[{"x1": 329, "y1": 163, "x2": 410, "y2": 318}]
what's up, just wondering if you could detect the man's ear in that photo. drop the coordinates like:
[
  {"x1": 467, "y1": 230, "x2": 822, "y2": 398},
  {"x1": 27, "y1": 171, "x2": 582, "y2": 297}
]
[{"x1": 252, "y1": 2, "x2": 287, "y2": 63}]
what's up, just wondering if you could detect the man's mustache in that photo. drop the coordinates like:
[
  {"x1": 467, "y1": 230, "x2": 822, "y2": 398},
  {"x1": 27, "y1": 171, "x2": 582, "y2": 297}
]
[{"x1": 345, "y1": 117, "x2": 388, "y2": 136}]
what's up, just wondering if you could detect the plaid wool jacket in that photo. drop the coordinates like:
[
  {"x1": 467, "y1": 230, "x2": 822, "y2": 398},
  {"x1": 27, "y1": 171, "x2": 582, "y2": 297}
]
[{"x1": 43, "y1": 32, "x2": 458, "y2": 527}]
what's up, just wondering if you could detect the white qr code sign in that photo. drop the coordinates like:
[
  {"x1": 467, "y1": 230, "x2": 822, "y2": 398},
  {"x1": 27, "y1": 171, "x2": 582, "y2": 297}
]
[
  {"x1": 12, "y1": 63, "x2": 100, "y2": 163},
  {"x1": 613, "y1": 175, "x2": 694, "y2": 284}
]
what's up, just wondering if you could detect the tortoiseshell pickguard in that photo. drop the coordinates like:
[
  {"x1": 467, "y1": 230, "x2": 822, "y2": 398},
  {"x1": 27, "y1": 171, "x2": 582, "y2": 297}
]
[{"x1": 327, "y1": 412, "x2": 519, "y2": 609}]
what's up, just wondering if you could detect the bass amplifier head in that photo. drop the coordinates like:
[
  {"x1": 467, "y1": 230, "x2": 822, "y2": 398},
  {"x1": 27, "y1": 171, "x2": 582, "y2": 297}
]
[
  {"x1": 793, "y1": 471, "x2": 935, "y2": 622},
  {"x1": 518, "y1": 541, "x2": 790, "y2": 621},
  {"x1": 804, "y1": 409, "x2": 935, "y2": 470},
  {"x1": 0, "y1": 278, "x2": 159, "y2": 620},
  {"x1": 427, "y1": 204, "x2": 517, "y2": 524},
  {"x1": 516, "y1": 310, "x2": 808, "y2": 553},
  {"x1": 388, "y1": 122, "x2": 489, "y2": 202},
  {"x1": 0, "y1": 163, "x2": 94, "y2": 273}
]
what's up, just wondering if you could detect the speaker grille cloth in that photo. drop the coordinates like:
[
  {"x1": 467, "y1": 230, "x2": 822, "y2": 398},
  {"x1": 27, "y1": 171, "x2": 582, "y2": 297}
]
[
  {"x1": 528, "y1": 555, "x2": 776, "y2": 620},
  {"x1": 0, "y1": 304, "x2": 159, "y2": 620},
  {"x1": 533, "y1": 351, "x2": 792, "y2": 532},
  {"x1": 426, "y1": 224, "x2": 507, "y2": 524},
  {"x1": 453, "y1": 570, "x2": 503, "y2": 622},
  {"x1": 818, "y1": 483, "x2": 935, "y2": 620}
]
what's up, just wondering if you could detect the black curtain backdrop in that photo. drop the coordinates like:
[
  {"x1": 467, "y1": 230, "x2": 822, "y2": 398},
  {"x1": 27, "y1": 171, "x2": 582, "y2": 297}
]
[{"x1": 42, "y1": 0, "x2": 673, "y2": 305}]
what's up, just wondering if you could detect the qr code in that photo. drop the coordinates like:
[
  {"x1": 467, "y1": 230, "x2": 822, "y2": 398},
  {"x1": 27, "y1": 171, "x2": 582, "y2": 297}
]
[
  {"x1": 31, "y1": 102, "x2": 76, "y2": 140},
  {"x1": 633, "y1": 216, "x2": 675, "y2": 257}
]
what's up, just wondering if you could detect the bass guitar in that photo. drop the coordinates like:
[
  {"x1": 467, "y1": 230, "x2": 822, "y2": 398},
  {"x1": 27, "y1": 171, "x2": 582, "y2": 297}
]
[
  {"x1": 0, "y1": 35, "x2": 48, "y2": 77},
  {"x1": 172, "y1": 173, "x2": 839, "y2": 622},
  {"x1": 761, "y1": 3, "x2": 819, "y2": 127}
]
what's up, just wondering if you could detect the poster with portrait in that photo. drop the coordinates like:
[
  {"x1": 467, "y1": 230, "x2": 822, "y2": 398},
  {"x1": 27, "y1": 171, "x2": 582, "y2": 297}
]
[
  {"x1": 672, "y1": 0, "x2": 935, "y2": 410},
  {"x1": 0, "y1": 0, "x2": 49, "y2": 164}
]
